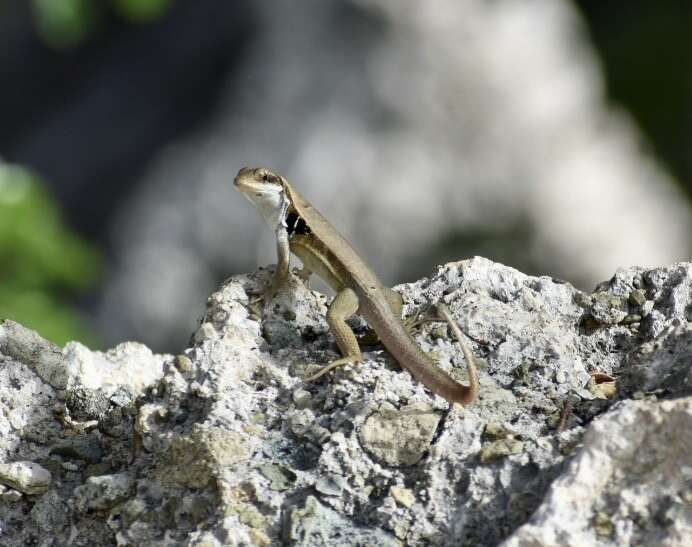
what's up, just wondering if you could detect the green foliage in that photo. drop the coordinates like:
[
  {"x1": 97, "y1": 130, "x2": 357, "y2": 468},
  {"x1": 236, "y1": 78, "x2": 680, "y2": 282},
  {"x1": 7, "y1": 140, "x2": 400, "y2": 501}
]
[
  {"x1": 31, "y1": 0, "x2": 100, "y2": 48},
  {"x1": 576, "y1": 2, "x2": 692, "y2": 201},
  {"x1": 30, "y1": 0, "x2": 174, "y2": 48},
  {"x1": 113, "y1": 0, "x2": 173, "y2": 23},
  {"x1": 0, "y1": 163, "x2": 101, "y2": 345}
]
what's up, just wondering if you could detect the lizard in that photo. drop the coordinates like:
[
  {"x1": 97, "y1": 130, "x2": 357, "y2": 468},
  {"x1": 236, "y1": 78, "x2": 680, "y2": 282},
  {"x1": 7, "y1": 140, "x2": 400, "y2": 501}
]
[{"x1": 233, "y1": 166, "x2": 479, "y2": 406}]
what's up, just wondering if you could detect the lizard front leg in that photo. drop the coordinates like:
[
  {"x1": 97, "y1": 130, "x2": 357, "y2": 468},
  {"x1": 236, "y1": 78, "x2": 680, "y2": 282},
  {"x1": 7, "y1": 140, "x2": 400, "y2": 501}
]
[
  {"x1": 354, "y1": 287, "x2": 435, "y2": 346},
  {"x1": 249, "y1": 227, "x2": 291, "y2": 309},
  {"x1": 358, "y1": 287, "x2": 404, "y2": 345},
  {"x1": 306, "y1": 287, "x2": 363, "y2": 381},
  {"x1": 270, "y1": 227, "x2": 291, "y2": 292}
]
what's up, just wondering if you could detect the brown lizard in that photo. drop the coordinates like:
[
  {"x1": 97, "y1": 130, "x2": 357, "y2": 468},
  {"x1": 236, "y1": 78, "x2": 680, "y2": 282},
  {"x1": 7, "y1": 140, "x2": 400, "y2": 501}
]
[{"x1": 234, "y1": 167, "x2": 478, "y2": 405}]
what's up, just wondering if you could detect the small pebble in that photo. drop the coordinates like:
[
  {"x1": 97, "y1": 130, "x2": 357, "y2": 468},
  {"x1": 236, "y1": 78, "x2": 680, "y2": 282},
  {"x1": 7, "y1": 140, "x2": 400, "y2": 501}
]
[
  {"x1": 292, "y1": 389, "x2": 312, "y2": 409},
  {"x1": 1, "y1": 489, "x2": 22, "y2": 503},
  {"x1": 0, "y1": 461, "x2": 52, "y2": 495},
  {"x1": 175, "y1": 355, "x2": 193, "y2": 372},
  {"x1": 390, "y1": 486, "x2": 416, "y2": 508}
]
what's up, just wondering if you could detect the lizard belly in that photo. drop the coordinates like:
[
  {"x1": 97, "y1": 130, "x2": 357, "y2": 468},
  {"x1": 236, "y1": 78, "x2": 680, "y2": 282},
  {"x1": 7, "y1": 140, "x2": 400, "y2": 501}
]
[{"x1": 290, "y1": 236, "x2": 348, "y2": 293}]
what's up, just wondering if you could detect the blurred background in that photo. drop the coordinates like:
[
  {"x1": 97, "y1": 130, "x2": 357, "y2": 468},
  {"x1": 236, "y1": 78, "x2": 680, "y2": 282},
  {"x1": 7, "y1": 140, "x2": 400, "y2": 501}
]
[{"x1": 1, "y1": 0, "x2": 691, "y2": 351}]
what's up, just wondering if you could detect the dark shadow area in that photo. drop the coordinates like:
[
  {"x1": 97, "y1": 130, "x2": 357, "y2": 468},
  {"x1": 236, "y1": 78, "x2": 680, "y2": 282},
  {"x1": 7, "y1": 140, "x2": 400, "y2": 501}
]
[
  {"x1": 0, "y1": 0, "x2": 254, "y2": 242},
  {"x1": 575, "y1": 1, "x2": 692, "y2": 200}
]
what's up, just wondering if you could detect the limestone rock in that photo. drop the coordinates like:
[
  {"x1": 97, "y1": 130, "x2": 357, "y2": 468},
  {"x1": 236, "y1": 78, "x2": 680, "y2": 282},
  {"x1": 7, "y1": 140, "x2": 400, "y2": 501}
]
[
  {"x1": 0, "y1": 461, "x2": 51, "y2": 495},
  {"x1": 503, "y1": 399, "x2": 692, "y2": 547},
  {"x1": 2, "y1": 258, "x2": 692, "y2": 545},
  {"x1": 73, "y1": 473, "x2": 135, "y2": 512},
  {"x1": 358, "y1": 402, "x2": 441, "y2": 467}
]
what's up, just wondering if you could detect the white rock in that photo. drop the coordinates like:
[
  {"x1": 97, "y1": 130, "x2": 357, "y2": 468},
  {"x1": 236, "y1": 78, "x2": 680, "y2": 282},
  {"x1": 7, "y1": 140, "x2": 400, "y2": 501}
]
[
  {"x1": 503, "y1": 399, "x2": 692, "y2": 547},
  {"x1": 0, "y1": 461, "x2": 51, "y2": 495}
]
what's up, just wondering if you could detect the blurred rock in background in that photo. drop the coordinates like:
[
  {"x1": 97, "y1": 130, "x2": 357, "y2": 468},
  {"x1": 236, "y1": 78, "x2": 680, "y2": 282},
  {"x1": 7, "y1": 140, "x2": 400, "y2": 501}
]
[
  {"x1": 1, "y1": 0, "x2": 691, "y2": 351},
  {"x1": 97, "y1": 0, "x2": 692, "y2": 350}
]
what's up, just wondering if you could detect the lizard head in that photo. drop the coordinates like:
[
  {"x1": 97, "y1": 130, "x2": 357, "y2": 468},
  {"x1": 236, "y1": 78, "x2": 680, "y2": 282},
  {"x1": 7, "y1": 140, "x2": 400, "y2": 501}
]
[{"x1": 234, "y1": 167, "x2": 290, "y2": 231}]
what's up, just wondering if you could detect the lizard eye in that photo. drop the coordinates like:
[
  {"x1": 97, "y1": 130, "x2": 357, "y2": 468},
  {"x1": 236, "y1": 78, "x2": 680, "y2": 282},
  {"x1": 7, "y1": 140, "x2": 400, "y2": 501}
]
[{"x1": 258, "y1": 170, "x2": 280, "y2": 184}]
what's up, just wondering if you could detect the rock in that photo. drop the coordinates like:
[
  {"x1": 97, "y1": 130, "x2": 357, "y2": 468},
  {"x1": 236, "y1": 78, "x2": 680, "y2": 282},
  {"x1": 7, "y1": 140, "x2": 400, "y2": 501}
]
[
  {"x1": 2, "y1": 259, "x2": 692, "y2": 545},
  {"x1": 390, "y1": 486, "x2": 415, "y2": 508},
  {"x1": 174, "y1": 354, "x2": 193, "y2": 373},
  {"x1": 284, "y1": 496, "x2": 400, "y2": 547},
  {"x1": 61, "y1": 341, "x2": 169, "y2": 397},
  {"x1": 64, "y1": 387, "x2": 112, "y2": 421},
  {"x1": 0, "y1": 352, "x2": 57, "y2": 462},
  {"x1": 1, "y1": 489, "x2": 22, "y2": 503},
  {"x1": 358, "y1": 402, "x2": 442, "y2": 467},
  {"x1": 292, "y1": 388, "x2": 313, "y2": 409},
  {"x1": 30, "y1": 490, "x2": 70, "y2": 534},
  {"x1": 315, "y1": 475, "x2": 346, "y2": 497},
  {"x1": 0, "y1": 461, "x2": 51, "y2": 495},
  {"x1": 157, "y1": 426, "x2": 252, "y2": 489},
  {"x1": 0, "y1": 320, "x2": 65, "y2": 387},
  {"x1": 72, "y1": 473, "x2": 135, "y2": 512},
  {"x1": 50, "y1": 435, "x2": 103, "y2": 464},
  {"x1": 480, "y1": 438, "x2": 524, "y2": 463},
  {"x1": 258, "y1": 464, "x2": 297, "y2": 492},
  {"x1": 586, "y1": 291, "x2": 629, "y2": 326},
  {"x1": 503, "y1": 399, "x2": 692, "y2": 547}
]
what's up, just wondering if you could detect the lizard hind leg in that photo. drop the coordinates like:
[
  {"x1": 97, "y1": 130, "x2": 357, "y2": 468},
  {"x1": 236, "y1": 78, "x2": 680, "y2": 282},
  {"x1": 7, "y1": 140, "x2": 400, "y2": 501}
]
[
  {"x1": 358, "y1": 287, "x2": 405, "y2": 346},
  {"x1": 305, "y1": 287, "x2": 363, "y2": 381},
  {"x1": 382, "y1": 288, "x2": 444, "y2": 332},
  {"x1": 402, "y1": 304, "x2": 442, "y2": 332},
  {"x1": 358, "y1": 288, "x2": 431, "y2": 345}
]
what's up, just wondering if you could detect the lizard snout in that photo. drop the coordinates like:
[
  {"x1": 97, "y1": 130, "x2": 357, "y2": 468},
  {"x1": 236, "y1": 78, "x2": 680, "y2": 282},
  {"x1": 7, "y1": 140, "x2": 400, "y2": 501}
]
[{"x1": 233, "y1": 167, "x2": 253, "y2": 187}]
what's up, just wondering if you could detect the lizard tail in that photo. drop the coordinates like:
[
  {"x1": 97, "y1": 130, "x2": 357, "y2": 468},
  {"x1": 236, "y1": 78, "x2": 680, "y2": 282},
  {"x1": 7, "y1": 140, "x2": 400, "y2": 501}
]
[
  {"x1": 374, "y1": 303, "x2": 479, "y2": 406},
  {"x1": 435, "y1": 304, "x2": 479, "y2": 406}
]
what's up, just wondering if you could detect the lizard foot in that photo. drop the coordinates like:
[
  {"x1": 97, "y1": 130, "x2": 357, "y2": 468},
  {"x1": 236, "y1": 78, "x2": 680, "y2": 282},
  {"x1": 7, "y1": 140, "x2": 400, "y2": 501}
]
[
  {"x1": 246, "y1": 286, "x2": 276, "y2": 315},
  {"x1": 295, "y1": 266, "x2": 312, "y2": 288},
  {"x1": 304, "y1": 356, "x2": 362, "y2": 381},
  {"x1": 403, "y1": 310, "x2": 441, "y2": 331},
  {"x1": 246, "y1": 272, "x2": 294, "y2": 312},
  {"x1": 357, "y1": 313, "x2": 435, "y2": 346}
]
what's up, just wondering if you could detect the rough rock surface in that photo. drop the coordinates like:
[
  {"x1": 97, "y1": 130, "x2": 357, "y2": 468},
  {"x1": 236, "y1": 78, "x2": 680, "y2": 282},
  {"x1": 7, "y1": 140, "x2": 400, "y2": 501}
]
[{"x1": 1, "y1": 257, "x2": 692, "y2": 546}]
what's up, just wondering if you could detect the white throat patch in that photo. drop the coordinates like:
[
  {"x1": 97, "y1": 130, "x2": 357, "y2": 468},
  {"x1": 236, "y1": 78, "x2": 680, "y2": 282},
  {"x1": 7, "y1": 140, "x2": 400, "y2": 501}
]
[{"x1": 243, "y1": 185, "x2": 290, "y2": 232}]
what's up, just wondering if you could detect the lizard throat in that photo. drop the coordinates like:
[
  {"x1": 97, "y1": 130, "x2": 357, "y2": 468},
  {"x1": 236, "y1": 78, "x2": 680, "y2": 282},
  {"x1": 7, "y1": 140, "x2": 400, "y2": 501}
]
[{"x1": 241, "y1": 186, "x2": 290, "y2": 232}]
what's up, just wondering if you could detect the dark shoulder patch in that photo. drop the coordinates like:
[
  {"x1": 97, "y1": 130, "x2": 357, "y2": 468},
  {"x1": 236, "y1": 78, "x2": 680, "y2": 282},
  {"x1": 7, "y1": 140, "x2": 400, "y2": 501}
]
[{"x1": 286, "y1": 210, "x2": 311, "y2": 235}]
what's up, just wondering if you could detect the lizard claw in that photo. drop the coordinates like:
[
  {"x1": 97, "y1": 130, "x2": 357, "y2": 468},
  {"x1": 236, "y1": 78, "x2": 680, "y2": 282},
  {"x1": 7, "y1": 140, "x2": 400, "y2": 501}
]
[
  {"x1": 304, "y1": 356, "x2": 362, "y2": 381},
  {"x1": 246, "y1": 272, "x2": 290, "y2": 310},
  {"x1": 295, "y1": 266, "x2": 312, "y2": 288},
  {"x1": 246, "y1": 283, "x2": 270, "y2": 305},
  {"x1": 403, "y1": 308, "x2": 440, "y2": 331}
]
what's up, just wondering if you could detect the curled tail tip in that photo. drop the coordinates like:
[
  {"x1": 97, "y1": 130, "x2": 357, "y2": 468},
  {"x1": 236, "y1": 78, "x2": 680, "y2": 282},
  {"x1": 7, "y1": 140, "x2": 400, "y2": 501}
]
[{"x1": 436, "y1": 303, "x2": 480, "y2": 406}]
